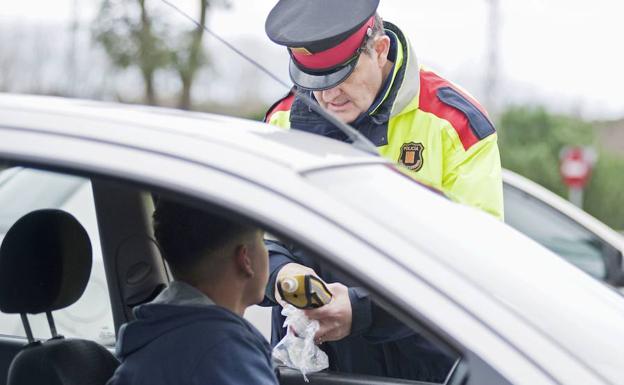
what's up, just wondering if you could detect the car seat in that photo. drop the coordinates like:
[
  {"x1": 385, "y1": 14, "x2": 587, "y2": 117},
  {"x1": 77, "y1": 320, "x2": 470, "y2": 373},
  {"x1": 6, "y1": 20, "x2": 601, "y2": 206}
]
[{"x1": 0, "y1": 209, "x2": 119, "y2": 385}]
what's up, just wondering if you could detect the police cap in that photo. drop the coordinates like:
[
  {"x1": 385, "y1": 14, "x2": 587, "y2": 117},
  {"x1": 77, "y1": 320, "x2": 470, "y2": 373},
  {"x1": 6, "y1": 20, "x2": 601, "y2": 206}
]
[{"x1": 266, "y1": 0, "x2": 380, "y2": 91}]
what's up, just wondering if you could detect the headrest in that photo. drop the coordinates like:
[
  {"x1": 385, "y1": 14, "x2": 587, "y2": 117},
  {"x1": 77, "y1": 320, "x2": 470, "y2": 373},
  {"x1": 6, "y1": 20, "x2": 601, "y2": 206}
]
[{"x1": 0, "y1": 209, "x2": 92, "y2": 314}]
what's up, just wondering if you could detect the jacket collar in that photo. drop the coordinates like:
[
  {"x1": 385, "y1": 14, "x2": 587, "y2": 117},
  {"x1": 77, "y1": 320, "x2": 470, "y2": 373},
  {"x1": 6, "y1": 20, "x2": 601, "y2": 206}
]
[
  {"x1": 150, "y1": 280, "x2": 215, "y2": 308},
  {"x1": 386, "y1": 22, "x2": 420, "y2": 118}
]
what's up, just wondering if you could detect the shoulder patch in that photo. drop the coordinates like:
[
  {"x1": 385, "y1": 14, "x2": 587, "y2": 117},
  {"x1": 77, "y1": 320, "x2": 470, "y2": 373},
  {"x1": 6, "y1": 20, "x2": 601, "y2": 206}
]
[
  {"x1": 436, "y1": 86, "x2": 495, "y2": 142},
  {"x1": 264, "y1": 90, "x2": 295, "y2": 123},
  {"x1": 419, "y1": 70, "x2": 495, "y2": 150}
]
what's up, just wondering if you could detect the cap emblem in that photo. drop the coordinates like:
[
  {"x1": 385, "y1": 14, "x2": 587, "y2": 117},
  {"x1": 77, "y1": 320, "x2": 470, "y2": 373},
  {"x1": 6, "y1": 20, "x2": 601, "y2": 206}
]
[{"x1": 291, "y1": 47, "x2": 313, "y2": 56}]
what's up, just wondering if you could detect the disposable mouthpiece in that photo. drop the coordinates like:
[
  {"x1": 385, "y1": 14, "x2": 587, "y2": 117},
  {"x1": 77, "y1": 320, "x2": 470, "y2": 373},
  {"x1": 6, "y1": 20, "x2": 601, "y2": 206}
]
[{"x1": 281, "y1": 277, "x2": 299, "y2": 293}]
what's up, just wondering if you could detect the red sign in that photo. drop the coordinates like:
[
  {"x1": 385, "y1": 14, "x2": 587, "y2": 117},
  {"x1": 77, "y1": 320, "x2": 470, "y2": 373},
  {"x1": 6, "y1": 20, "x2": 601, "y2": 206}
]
[{"x1": 560, "y1": 146, "x2": 595, "y2": 189}]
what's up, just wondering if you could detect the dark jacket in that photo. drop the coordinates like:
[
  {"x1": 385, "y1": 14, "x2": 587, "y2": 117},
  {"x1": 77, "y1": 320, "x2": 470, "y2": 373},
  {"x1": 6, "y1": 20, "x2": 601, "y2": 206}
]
[
  {"x1": 260, "y1": 241, "x2": 455, "y2": 383},
  {"x1": 108, "y1": 292, "x2": 278, "y2": 385}
]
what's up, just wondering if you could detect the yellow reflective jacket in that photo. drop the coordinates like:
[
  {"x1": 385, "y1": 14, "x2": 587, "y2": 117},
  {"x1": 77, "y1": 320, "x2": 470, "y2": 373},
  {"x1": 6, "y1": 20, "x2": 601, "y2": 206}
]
[{"x1": 265, "y1": 23, "x2": 503, "y2": 220}]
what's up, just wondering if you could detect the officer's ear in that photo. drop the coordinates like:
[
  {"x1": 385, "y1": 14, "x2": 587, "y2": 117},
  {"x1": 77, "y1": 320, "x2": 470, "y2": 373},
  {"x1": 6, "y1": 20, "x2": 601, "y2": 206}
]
[{"x1": 372, "y1": 35, "x2": 391, "y2": 68}]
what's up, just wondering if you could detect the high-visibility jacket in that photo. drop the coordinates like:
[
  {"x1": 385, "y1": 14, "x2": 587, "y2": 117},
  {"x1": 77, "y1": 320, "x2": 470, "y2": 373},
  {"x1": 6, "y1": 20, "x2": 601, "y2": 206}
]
[{"x1": 265, "y1": 22, "x2": 503, "y2": 220}]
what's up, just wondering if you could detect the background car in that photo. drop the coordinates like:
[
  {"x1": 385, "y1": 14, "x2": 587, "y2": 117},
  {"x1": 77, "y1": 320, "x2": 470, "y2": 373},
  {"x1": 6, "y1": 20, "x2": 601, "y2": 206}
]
[
  {"x1": 503, "y1": 169, "x2": 624, "y2": 289},
  {"x1": 1, "y1": 94, "x2": 624, "y2": 385}
]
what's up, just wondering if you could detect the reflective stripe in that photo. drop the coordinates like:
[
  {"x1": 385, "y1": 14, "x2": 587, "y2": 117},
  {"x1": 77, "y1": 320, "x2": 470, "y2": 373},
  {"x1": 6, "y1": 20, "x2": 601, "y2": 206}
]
[
  {"x1": 264, "y1": 91, "x2": 295, "y2": 123},
  {"x1": 370, "y1": 30, "x2": 404, "y2": 115},
  {"x1": 268, "y1": 110, "x2": 291, "y2": 128}
]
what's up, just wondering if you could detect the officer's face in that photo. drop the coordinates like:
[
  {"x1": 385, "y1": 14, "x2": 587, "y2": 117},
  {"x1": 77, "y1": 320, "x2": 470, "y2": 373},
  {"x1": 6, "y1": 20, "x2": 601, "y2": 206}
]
[{"x1": 314, "y1": 36, "x2": 392, "y2": 123}]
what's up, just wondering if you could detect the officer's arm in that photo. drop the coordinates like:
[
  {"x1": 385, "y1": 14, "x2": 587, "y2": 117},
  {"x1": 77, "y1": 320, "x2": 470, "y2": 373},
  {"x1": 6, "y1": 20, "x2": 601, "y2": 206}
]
[
  {"x1": 349, "y1": 287, "x2": 415, "y2": 343},
  {"x1": 442, "y1": 133, "x2": 504, "y2": 220},
  {"x1": 260, "y1": 240, "x2": 322, "y2": 307},
  {"x1": 262, "y1": 243, "x2": 416, "y2": 342},
  {"x1": 264, "y1": 89, "x2": 294, "y2": 128}
]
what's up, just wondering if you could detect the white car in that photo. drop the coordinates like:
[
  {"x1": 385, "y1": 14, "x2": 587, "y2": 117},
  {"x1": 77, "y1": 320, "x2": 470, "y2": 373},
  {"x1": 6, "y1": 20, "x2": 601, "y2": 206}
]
[
  {"x1": 503, "y1": 170, "x2": 624, "y2": 288},
  {"x1": 3, "y1": 167, "x2": 620, "y2": 346},
  {"x1": 0, "y1": 93, "x2": 623, "y2": 385}
]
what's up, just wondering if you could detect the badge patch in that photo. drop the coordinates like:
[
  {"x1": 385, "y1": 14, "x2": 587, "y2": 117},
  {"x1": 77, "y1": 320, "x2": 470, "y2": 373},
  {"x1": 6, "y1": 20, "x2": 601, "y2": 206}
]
[{"x1": 399, "y1": 142, "x2": 425, "y2": 171}]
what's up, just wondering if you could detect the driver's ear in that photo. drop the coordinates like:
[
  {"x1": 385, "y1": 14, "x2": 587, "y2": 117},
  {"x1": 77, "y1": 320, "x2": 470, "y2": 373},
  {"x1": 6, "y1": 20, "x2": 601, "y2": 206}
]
[{"x1": 234, "y1": 244, "x2": 254, "y2": 278}]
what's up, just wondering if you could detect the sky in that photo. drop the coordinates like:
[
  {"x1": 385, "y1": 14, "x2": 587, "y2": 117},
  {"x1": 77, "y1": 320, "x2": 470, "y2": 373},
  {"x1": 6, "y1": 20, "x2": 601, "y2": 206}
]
[{"x1": 1, "y1": 0, "x2": 623, "y2": 120}]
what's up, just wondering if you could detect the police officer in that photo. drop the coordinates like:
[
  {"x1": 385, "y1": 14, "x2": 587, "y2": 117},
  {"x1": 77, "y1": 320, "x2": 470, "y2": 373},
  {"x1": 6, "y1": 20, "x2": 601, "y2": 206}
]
[
  {"x1": 262, "y1": 0, "x2": 503, "y2": 382},
  {"x1": 265, "y1": 0, "x2": 503, "y2": 219}
]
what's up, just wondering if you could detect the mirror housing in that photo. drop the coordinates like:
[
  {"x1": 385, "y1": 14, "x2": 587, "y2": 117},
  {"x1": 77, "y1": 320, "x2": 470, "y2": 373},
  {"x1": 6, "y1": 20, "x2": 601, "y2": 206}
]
[{"x1": 603, "y1": 246, "x2": 624, "y2": 287}]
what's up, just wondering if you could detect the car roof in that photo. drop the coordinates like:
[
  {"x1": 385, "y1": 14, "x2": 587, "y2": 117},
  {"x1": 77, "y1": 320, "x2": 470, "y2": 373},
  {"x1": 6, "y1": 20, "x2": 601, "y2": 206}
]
[{"x1": 0, "y1": 93, "x2": 386, "y2": 174}]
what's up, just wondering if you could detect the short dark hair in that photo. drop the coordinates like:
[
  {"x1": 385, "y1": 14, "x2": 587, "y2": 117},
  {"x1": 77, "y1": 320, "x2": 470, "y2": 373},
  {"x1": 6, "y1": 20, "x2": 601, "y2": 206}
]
[{"x1": 153, "y1": 199, "x2": 254, "y2": 279}]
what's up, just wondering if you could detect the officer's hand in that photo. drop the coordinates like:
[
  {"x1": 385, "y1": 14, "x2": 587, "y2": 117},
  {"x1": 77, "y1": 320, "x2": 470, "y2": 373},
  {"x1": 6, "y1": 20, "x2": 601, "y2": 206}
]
[
  {"x1": 304, "y1": 282, "x2": 352, "y2": 344},
  {"x1": 275, "y1": 263, "x2": 319, "y2": 307}
]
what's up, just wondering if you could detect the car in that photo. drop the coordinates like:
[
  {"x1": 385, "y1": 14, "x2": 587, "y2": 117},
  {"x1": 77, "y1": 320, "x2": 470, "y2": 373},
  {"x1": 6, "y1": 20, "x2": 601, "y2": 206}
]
[
  {"x1": 3, "y1": 167, "x2": 620, "y2": 346},
  {"x1": 1, "y1": 93, "x2": 623, "y2": 385},
  {"x1": 3, "y1": 168, "x2": 621, "y2": 346},
  {"x1": 503, "y1": 170, "x2": 624, "y2": 289}
]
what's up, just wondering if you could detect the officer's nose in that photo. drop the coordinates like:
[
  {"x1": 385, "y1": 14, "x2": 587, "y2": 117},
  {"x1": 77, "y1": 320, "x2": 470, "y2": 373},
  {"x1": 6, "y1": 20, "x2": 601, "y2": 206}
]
[{"x1": 320, "y1": 86, "x2": 343, "y2": 103}]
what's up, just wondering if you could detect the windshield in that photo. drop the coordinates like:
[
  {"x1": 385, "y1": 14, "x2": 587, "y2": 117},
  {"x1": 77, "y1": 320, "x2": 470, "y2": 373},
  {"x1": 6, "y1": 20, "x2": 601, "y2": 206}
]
[{"x1": 306, "y1": 164, "x2": 624, "y2": 383}]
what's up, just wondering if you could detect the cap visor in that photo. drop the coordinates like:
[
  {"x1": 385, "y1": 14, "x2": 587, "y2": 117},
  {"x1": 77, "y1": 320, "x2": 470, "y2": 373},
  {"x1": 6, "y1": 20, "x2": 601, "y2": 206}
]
[{"x1": 289, "y1": 59, "x2": 358, "y2": 91}]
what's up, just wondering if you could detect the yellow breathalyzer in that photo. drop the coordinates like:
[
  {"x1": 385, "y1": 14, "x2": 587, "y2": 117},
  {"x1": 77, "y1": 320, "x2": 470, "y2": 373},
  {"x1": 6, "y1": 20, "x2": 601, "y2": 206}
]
[{"x1": 277, "y1": 274, "x2": 333, "y2": 309}]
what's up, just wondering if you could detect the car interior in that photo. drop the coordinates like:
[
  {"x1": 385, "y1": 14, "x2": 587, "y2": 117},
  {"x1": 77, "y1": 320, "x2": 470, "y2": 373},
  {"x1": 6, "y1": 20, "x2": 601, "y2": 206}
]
[
  {"x1": 0, "y1": 209, "x2": 119, "y2": 384},
  {"x1": 0, "y1": 162, "x2": 513, "y2": 385}
]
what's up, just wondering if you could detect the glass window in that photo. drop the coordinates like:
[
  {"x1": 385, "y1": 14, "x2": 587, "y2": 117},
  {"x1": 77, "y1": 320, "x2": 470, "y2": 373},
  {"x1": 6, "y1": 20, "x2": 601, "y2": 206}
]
[
  {"x1": 503, "y1": 183, "x2": 607, "y2": 279},
  {"x1": 0, "y1": 167, "x2": 115, "y2": 346}
]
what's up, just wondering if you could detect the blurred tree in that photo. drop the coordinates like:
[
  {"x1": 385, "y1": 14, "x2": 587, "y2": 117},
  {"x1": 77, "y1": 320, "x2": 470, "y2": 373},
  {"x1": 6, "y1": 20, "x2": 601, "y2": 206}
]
[
  {"x1": 93, "y1": 0, "x2": 229, "y2": 108},
  {"x1": 173, "y1": 0, "x2": 208, "y2": 109},
  {"x1": 172, "y1": 0, "x2": 230, "y2": 110},
  {"x1": 170, "y1": 0, "x2": 231, "y2": 109},
  {"x1": 93, "y1": 0, "x2": 171, "y2": 105},
  {"x1": 497, "y1": 106, "x2": 624, "y2": 229},
  {"x1": 584, "y1": 153, "x2": 624, "y2": 230},
  {"x1": 498, "y1": 106, "x2": 595, "y2": 196}
]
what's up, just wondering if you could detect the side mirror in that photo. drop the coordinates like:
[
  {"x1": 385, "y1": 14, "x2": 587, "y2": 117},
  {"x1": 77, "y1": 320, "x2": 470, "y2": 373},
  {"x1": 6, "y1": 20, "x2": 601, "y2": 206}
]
[{"x1": 603, "y1": 246, "x2": 624, "y2": 287}]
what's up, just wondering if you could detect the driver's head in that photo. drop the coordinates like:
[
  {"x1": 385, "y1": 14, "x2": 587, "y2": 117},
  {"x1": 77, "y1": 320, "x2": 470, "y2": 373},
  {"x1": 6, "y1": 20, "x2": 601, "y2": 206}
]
[{"x1": 153, "y1": 199, "x2": 268, "y2": 305}]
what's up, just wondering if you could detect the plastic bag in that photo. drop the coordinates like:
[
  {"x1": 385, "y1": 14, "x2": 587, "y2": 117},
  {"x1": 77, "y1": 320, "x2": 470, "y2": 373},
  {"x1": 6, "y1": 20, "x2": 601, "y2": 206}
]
[{"x1": 272, "y1": 305, "x2": 329, "y2": 381}]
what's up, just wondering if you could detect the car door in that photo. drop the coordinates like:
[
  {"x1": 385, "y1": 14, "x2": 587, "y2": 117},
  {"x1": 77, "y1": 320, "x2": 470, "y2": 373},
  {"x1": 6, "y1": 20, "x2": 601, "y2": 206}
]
[
  {"x1": 0, "y1": 165, "x2": 518, "y2": 385},
  {"x1": 87, "y1": 174, "x2": 468, "y2": 385}
]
